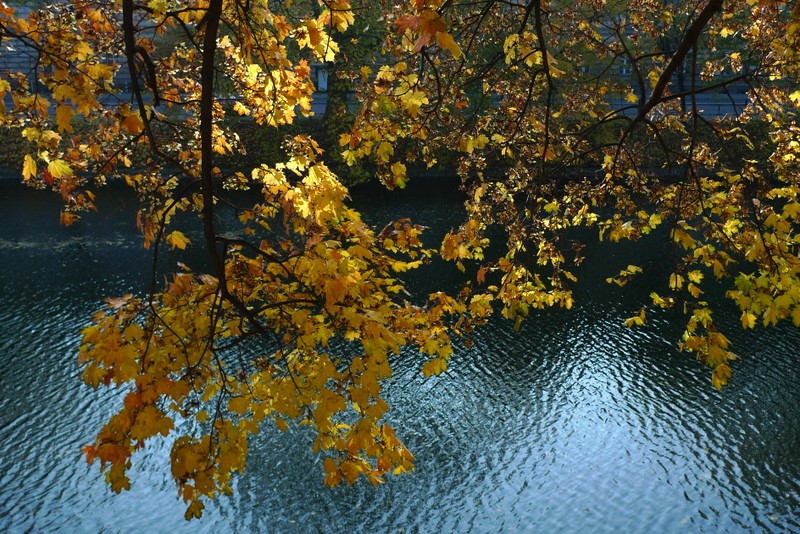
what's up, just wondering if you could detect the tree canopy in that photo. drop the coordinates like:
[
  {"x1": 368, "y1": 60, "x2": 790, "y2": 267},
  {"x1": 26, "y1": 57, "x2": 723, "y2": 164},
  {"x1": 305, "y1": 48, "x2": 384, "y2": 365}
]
[{"x1": 1, "y1": 0, "x2": 799, "y2": 519}]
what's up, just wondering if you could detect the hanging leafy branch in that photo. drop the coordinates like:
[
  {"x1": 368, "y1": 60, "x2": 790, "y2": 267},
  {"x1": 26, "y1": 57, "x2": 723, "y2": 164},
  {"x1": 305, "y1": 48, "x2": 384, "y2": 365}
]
[{"x1": 1, "y1": 0, "x2": 799, "y2": 520}]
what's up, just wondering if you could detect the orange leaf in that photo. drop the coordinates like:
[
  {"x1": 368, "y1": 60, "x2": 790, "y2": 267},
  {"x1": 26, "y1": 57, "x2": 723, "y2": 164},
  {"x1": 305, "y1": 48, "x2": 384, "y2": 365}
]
[
  {"x1": 121, "y1": 112, "x2": 144, "y2": 134},
  {"x1": 60, "y1": 211, "x2": 79, "y2": 226},
  {"x1": 435, "y1": 31, "x2": 462, "y2": 58},
  {"x1": 56, "y1": 104, "x2": 74, "y2": 132},
  {"x1": 394, "y1": 15, "x2": 419, "y2": 33}
]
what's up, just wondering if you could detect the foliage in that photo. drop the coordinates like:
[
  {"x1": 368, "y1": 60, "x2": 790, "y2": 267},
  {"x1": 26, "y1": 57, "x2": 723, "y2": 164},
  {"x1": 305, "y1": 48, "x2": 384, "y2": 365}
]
[
  {"x1": 216, "y1": 117, "x2": 299, "y2": 171},
  {"x1": 1, "y1": 0, "x2": 799, "y2": 519}
]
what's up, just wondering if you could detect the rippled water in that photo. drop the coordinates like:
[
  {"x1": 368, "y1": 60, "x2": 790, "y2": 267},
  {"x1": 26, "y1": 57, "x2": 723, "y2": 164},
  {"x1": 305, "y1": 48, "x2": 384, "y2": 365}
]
[{"x1": 1, "y1": 179, "x2": 799, "y2": 533}]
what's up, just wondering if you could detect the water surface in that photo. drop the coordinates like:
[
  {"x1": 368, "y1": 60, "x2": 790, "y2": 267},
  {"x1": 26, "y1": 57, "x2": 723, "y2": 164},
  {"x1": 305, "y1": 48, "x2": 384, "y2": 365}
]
[{"x1": 0, "y1": 179, "x2": 798, "y2": 533}]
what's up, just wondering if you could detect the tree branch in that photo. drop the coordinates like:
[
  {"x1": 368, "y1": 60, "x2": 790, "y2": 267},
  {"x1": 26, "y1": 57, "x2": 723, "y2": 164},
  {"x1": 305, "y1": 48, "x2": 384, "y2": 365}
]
[
  {"x1": 634, "y1": 0, "x2": 723, "y2": 123},
  {"x1": 200, "y1": 0, "x2": 224, "y2": 280}
]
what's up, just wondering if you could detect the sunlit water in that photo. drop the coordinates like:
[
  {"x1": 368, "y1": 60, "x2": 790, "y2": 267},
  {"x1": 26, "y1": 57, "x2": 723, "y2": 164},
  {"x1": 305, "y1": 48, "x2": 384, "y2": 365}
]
[{"x1": 0, "y1": 179, "x2": 798, "y2": 533}]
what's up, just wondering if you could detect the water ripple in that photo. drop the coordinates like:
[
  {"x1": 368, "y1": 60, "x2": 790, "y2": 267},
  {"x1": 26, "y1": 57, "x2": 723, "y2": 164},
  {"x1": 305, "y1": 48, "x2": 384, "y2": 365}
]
[{"x1": 2, "y1": 182, "x2": 800, "y2": 532}]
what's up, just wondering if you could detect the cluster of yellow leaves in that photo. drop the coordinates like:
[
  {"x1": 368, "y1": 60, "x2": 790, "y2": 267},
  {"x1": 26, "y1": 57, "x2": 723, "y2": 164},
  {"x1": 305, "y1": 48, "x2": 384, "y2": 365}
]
[
  {"x1": 341, "y1": 60, "x2": 443, "y2": 188},
  {"x1": 394, "y1": 0, "x2": 462, "y2": 58},
  {"x1": 77, "y1": 133, "x2": 503, "y2": 516},
  {"x1": 0, "y1": 1, "x2": 123, "y2": 222},
  {"x1": 4, "y1": 0, "x2": 800, "y2": 521},
  {"x1": 3, "y1": 0, "x2": 473, "y2": 519},
  {"x1": 338, "y1": 0, "x2": 800, "y2": 392},
  {"x1": 504, "y1": 32, "x2": 542, "y2": 68}
]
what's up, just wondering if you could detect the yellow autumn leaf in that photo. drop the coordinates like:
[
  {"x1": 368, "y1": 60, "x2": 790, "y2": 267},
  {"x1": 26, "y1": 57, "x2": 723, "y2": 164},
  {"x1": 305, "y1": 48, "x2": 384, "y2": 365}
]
[
  {"x1": 232, "y1": 101, "x2": 251, "y2": 116},
  {"x1": 148, "y1": 0, "x2": 167, "y2": 15},
  {"x1": 401, "y1": 89, "x2": 429, "y2": 117},
  {"x1": 166, "y1": 230, "x2": 191, "y2": 250},
  {"x1": 376, "y1": 141, "x2": 394, "y2": 161},
  {"x1": 184, "y1": 500, "x2": 204, "y2": 521},
  {"x1": 71, "y1": 41, "x2": 93, "y2": 61},
  {"x1": 711, "y1": 363, "x2": 733, "y2": 391},
  {"x1": 762, "y1": 305, "x2": 780, "y2": 327},
  {"x1": 648, "y1": 213, "x2": 662, "y2": 228},
  {"x1": 783, "y1": 202, "x2": 800, "y2": 219},
  {"x1": 543, "y1": 201, "x2": 559, "y2": 213},
  {"x1": 228, "y1": 396, "x2": 250, "y2": 414},
  {"x1": 109, "y1": 469, "x2": 131, "y2": 493},
  {"x1": 473, "y1": 134, "x2": 489, "y2": 149},
  {"x1": 47, "y1": 159, "x2": 72, "y2": 179},
  {"x1": 624, "y1": 308, "x2": 647, "y2": 327},
  {"x1": 648, "y1": 69, "x2": 660, "y2": 89},
  {"x1": 121, "y1": 112, "x2": 144, "y2": 134},
  {"x1": 22, "y1": 154, "x2": 37, "y2": 180},
  {"x1": 671, "y1": 228, "x2": 696, "y2": 249},
  {"x1": 422, "y1": 357, "x2": 448, "y2": 377},
  {"x1": 435, "y1": 31, "x2": 462, "y2": 58},
  {"x1": 687, "y1": 283, "x2": 703, "y2": 298},
  {"x1": 650, "y1": 292, "x2": 674, "y2": 308},
  {"x1": 60, "y1": 211, "x2": 79, "y2": 226},
  {"x1": 56, "y1": 104, "x2": 74, "y2": 132},
  {"x1": 390, "y1": 161, "x2": 407, "y2": 189},
  {"x1": 669, "y1": 273, "x2": 683, "y2": 290}
]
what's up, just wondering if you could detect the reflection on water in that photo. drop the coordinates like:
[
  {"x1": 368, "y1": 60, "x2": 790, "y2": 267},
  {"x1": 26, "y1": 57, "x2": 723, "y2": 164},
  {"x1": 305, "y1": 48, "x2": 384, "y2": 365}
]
[{"x1": 0, "y1": 179, "x2": 799, "y2": 533}]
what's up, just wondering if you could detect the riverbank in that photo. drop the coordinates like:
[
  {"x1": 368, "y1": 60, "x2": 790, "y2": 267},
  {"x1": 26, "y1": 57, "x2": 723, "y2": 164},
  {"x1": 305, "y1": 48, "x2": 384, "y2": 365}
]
[{"x1": 0, "y1": 115, "x2": 773, "y2": 188}]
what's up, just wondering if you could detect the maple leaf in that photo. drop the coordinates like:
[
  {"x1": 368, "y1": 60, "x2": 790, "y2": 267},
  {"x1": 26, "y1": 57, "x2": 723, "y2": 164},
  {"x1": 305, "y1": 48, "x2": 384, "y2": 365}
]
[
  {"x1": 435, "y1": 31, "x2": 462, "y2": 58},
  {"x1": 166, "y1": 231, "x2": 191, "y2": 250},
  {"x1": 104, "y1": 294, "x2": 133, "y2": 309},
  {"x1": 400, "y1": 88, "x2": 429, "y2": 117},
  {"x1": 783, "y1": 202, "x2": 800, "y2": 220},
  {"x1": 394, "y1": 15, "x2": 420, "y2": 33},
  {"x1": 121, "y1": 111, "x2": 144, "y2": 134},
  {"x1": 47, "y1": 159, "x2": 72, "y2": 179},
  {"x1": 5, "y1": 0, "x2": 799, "y2": 519},
  {"x1": 741, "y1": 312, "x2": 757, "y2": 329},
  {"x1": 390, "y1": 162, "x2": 407, "y2": 189},
  {"x1": 711, "y1": 363, "x2": 733, "y2": 391},
  {"x1": 56, "y1": 105, "x2": 74, "y2": 132},
  {"x1": 22, "y1": 155, "x2": 37, "y2": 181},
  {"x1": 422, "y1": 356, "x2": 448, "y2": 377},
  {"x1": 184, "y1": 501, "x2": 204, "y2": 521},
  {"x1": 60, "y1": 211, "x2": 79, "y2": 226}
]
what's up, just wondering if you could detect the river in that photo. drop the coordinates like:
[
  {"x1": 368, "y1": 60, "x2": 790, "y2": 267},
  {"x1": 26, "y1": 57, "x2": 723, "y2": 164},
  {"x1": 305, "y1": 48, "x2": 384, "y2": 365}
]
[{"x1": 0, "y1": 178, "x2": 798, "y2": 533}]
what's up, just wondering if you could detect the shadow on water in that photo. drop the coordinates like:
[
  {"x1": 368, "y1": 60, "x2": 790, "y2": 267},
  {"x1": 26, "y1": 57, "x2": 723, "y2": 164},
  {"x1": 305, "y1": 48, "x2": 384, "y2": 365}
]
[{"x1": 0, "y1": 177, "x2": 798, "y2": 533}]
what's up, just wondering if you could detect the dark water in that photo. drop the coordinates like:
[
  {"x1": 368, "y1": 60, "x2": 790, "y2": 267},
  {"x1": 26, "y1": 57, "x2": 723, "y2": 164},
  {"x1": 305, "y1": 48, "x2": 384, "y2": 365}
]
[{"x1": 0, "y1": 179, "x2": 798, "y2": 533}]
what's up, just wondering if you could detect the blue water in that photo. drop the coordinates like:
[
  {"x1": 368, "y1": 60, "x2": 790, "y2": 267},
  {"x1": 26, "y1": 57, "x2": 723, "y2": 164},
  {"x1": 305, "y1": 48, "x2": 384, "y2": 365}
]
[{"x1": 0, "y1": 179, "x2": 798, "y2": 533}]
